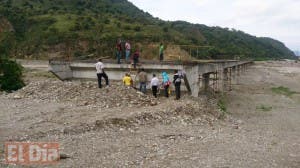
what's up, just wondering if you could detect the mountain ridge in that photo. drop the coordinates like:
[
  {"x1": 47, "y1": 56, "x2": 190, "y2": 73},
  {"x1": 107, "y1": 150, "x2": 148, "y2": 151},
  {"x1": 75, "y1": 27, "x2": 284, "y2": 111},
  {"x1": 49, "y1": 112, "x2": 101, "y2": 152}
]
[
  {"x1": 0, "y1": 0, "x2": 297, "y2": 60},
  {"x1": 293, "y1": 50, "x2": 300, "y2": 56}
]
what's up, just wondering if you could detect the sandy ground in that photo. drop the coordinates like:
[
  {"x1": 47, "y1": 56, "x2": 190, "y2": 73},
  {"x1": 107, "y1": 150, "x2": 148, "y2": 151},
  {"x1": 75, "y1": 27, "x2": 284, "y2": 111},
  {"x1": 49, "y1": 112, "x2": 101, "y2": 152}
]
[{"x1": 0, "y1": 61, "x2": 300, "y2": 167}]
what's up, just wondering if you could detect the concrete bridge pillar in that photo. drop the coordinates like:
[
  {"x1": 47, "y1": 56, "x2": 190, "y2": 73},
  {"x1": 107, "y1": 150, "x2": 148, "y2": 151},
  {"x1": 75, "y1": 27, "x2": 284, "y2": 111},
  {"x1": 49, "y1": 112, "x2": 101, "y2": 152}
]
[
  {"x1": 212, "y1": 71, "x2": 219, "y2": 93},
  {"x1": 223, "y1": 68, "x2": 229, "y2": 91},
  {"x1": 202, "y1": 73, "x2": 210, "y2": 92},
  {"x1": 229, "y1": 67, "x2": 233, "y2": 91},
  {"x1": 216, "y1": 69, "x2": 223, "y2": 92},
  {"x1": 232, "y1": 66, "x2": 237, "y2": 85},
  {"x1": 242, "y1": 64, "x2": 246, "y2": 73},
  {"x1": 184, "y1": 65, "x2": 200, "y2": 97},
  {"x1": 222, "y1": 67, "x2": 234, "y2": 91},
  {"x1": 237, "y1": 65, "x2": 241, "y2": 77}
]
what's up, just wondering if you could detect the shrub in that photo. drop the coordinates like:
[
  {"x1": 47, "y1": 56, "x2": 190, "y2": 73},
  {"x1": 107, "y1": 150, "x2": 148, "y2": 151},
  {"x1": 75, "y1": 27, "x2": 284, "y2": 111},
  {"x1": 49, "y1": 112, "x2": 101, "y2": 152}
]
[
  {"x1": 134, "y1": 26, "x2": 141, "y2": 32},
  {"x1": 163, "y1": 27, "x2": 168, "y2": 32},
  {"x1": 104, "y1": 19, "x2": 110, "y2": 24},
  {"x1": 74, "y1": 50, "x2": 83, "y2": 57},
  {"x1": 0, "y1": 58, "x2": 25, "y2": 91},
  {"x1": 256, "y1": 105, "x2": 272, "y2": 112},
  {"x1": 271, "y1": 86, "x2": 296, "y2": 97}
]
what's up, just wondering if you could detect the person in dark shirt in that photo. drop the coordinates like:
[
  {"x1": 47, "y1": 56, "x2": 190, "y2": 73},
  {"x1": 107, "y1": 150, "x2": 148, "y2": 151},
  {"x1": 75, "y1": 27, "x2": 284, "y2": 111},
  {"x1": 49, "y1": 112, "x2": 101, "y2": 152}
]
[
  {"x1": 132, "y1": 49, "x2": 140, "y2": 69},
  {"x1": 173, "y1": 70, "x2": 182, "y2": 100},
  {"x1": 116, "y1": 39, "x2": 122, "y2": 64}
]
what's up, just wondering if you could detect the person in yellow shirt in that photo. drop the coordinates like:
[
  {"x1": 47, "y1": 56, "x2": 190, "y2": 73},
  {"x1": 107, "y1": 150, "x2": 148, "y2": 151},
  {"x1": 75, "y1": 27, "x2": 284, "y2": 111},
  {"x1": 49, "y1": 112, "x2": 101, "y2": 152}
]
[{"x1": 123, "y1": 73, "x2": 132, "y2": 86}]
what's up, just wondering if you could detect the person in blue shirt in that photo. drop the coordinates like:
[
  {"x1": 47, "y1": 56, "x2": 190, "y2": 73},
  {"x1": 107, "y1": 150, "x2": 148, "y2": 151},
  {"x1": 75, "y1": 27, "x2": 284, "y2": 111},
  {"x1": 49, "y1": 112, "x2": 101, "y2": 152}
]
[{"x1": 162, "y1": 71, "x2": 170, "y2": 97}]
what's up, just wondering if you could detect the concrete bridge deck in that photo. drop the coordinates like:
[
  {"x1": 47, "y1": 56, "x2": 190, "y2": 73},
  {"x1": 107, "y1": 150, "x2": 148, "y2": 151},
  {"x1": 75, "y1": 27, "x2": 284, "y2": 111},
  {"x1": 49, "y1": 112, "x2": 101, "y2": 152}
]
[{"x1": 49, "y1": 59, "x2": 253, "y2": 97}]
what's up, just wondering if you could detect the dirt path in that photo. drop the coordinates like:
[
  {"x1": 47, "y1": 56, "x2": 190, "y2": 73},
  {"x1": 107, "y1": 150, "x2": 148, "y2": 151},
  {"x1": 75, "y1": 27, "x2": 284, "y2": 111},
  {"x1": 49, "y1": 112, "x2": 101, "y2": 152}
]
[{"x1": 0, "y1": 61, "x2": 299, "y2": 167}]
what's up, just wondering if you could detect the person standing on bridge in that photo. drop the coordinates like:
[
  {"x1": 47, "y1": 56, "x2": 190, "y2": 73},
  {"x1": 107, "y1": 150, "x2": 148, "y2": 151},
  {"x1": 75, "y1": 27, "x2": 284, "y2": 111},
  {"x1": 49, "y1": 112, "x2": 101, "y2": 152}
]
[
  {"x1": 125, "y1": 40, "x2": 131, "y2": 63},
  {"x1": 159, "y1": 43, "x2": 164, "y2": 61},
  {"x1": 173, "y1": 70, "x2": 182, "y2": 100},
  {"x1": 116, "y1": 39, "x2": 122, "y2": 64},
  {"x1": 95, "y1": 59, "x2": 109, "y2": 88},
  {"x1": 162, "y1": 72, "x2": 171, "y2": 98}
]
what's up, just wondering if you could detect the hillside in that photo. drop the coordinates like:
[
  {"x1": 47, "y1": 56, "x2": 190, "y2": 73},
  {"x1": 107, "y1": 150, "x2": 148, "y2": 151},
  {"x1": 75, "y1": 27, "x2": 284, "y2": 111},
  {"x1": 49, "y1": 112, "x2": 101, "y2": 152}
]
[{"x1": 0, "y1": 0, "x2": 297, "y2": 60}]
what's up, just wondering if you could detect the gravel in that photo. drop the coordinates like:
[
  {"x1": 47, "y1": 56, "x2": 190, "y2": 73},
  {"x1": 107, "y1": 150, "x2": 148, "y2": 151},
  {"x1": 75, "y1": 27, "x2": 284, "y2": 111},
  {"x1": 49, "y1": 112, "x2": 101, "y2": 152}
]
[{"x1": 9, "y1": 80, "x2": 158, "y2": 108}]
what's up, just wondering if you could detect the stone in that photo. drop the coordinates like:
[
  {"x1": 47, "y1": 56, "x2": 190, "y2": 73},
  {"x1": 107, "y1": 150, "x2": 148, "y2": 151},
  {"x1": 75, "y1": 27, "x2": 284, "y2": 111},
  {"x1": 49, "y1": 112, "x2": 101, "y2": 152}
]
[
  {"x1": 233, "y1": 124, "x2": 239, "y2": 129},
  {"x1": 13, "y1": 95, "x2": 22, "y2": 99},
  {"x1": 59, "y1": 153, "x2": 70, "y2": 160}
]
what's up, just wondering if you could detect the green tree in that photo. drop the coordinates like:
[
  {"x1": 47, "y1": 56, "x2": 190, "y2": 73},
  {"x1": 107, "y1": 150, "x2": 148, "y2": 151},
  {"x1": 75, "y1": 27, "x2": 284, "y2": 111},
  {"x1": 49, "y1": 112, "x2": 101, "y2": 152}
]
[{"x1": 0, "y1": 57, "x2": 25, "y2": 91}]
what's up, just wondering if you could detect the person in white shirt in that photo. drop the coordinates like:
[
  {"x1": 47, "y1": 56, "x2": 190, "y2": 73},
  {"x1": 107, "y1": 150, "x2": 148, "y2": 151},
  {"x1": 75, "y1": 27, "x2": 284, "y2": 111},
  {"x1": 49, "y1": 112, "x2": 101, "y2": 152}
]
[
  {"x1": 95, "y1": 59, "x2": 109, "y2": 88},
  {"x1": 150, "y1": 74, "x2": 159, "y2": 98}
]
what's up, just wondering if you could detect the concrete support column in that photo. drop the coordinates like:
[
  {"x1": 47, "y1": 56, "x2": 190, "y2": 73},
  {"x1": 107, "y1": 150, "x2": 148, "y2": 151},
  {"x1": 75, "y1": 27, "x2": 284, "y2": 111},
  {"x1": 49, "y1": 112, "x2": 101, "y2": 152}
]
[
  {"x1": 228, "y1": 67, "x2": 232, "y2": 91},
  {"x1": 184, "y1": 65, "x2": 200, "y2": 97},
  {"x1": 214, "y1": 71, "x2": 219, "y2": 92},
  {"x1": 190, "y1": 78, "x2": 200, "y2": 97},
  {"x1": 232, "y1": 66, "x2": 237, "y2": 85},
  {"x1": 202, "y1": 73, "x2": 210, "y2": 92},
  {"x1": 246, "y1": 64, "x2": 249, "y2": 71},
  {"x1": 229, "y1": 67, "x2": 233, "y2": 91},
  {"x1": 217, "y1": 70, "x2": 224, "y2": 92},
  {"x1": 223, "y1": 68, "x2": 229, "y2": 91},
  {"x1": 211, "y1": 71, "x2": 217, "y2": 92},
  {"x1": 237, "y1": 65, "x2": 241, "y2": 77}
]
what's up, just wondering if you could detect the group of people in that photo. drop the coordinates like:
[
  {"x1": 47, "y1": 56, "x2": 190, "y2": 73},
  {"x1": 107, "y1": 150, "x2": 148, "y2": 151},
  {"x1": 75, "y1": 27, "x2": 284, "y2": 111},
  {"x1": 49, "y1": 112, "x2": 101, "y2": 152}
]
[
  {"x1": 150, "y1": 70, "x2": 182, "y2": 100},
  {"x1": 122, "y1": 68, "x2": 147, "y2": 93},
  {"x1": 96, "y1": 59, "x2": 183, "y2": 100},
  {"x1": 123, "y1": 69, "x2": 183, "y2": 100},
  {"x1": 116, "y1": 39, "x2": 165, "y2": 67},
  {"x1": 116, "y1": 39, "x2": 140, "y2": 68}
]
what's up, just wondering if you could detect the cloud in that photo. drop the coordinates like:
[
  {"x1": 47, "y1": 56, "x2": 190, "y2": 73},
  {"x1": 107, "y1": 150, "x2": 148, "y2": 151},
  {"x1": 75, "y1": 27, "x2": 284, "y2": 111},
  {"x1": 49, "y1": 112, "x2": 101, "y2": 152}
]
[
  {"x1": 189, "y1": 0, "x2": 211, "y2": 7},
  {"x1": 129, "y1": 0, "x2": 300, "y2": 50}
]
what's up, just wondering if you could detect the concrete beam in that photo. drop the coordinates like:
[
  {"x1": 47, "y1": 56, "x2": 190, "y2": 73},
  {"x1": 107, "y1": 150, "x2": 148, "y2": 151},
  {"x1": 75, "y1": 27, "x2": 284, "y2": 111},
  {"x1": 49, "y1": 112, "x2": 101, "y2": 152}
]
[{"x1": 49, "y1": 61, "x2": 72, "y2": 80}]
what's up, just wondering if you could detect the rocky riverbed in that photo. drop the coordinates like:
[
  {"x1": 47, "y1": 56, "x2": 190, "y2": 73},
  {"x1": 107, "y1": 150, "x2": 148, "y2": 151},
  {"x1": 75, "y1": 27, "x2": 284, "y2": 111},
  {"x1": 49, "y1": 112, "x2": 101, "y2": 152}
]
[{"x1": 0, "y1": 61, "x2": 299, "y2": 167}]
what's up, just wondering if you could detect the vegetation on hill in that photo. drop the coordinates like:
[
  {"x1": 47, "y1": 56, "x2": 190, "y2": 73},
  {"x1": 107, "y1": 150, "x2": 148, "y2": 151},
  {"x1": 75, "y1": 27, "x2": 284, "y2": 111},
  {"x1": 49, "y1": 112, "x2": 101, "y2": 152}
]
[
  {"x1": 0, "y1": 19, "x2": 24, "y2": 92},
  {"x1": 0, "y1": 0, "x2": 297, "y2": 60}
]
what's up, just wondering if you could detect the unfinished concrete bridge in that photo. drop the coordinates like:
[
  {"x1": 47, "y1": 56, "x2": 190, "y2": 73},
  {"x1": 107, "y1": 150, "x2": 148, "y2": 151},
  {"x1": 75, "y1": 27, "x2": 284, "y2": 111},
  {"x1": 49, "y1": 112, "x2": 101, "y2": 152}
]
[{"x1": 49, "y1": 59, "x2": 253, "y2": 97}]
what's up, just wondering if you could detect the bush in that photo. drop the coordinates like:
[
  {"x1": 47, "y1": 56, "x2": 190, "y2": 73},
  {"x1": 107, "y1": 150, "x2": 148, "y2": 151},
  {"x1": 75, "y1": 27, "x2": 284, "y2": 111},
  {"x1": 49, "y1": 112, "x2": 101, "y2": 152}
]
[
  {"x1": 163, "y1": 26, "x2": 168, "y2": 32},
  {"x1": 271, "y1": 86, "x2": 296, "y2": 97},
  {"x1": 0, "y1": 58, "x2": 25, "y2": 91},
  {"x1": 104, "y1": 19, "x2": 110, "y2": 24},
  {"x1": 74, "y1": 50, "x2": 83, "y2": 57},
  {"x1": 134, "y1": 26, "x2": 141, "y2": 32}
]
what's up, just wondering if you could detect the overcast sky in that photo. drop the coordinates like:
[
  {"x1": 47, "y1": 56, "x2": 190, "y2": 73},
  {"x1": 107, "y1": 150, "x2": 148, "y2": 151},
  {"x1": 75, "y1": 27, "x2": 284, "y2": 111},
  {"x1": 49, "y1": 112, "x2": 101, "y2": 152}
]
[{"x1": 129, "y1": 0, "x2": 300, "y2": 51}]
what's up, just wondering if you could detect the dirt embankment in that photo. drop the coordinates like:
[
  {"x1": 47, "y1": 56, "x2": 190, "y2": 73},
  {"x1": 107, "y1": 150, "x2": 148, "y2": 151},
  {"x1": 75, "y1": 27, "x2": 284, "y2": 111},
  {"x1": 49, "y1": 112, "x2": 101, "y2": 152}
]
[{"x1": 0, "y1": 17, "x2": 14, "y2": 33}]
